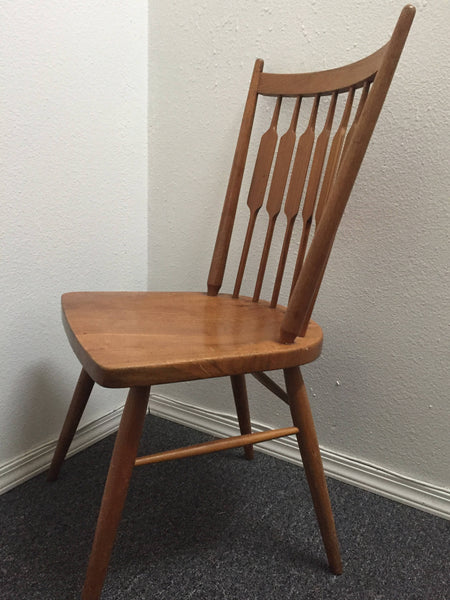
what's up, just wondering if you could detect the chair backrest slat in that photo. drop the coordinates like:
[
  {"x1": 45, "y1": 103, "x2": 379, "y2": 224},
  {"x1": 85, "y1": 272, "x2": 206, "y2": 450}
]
[
  {"x1": 252, "y1": 97, "x2": 301, "y2": 303},
  {"x1": 315, "y1": 88, "x2": 355, "y2": 227},
  {"x1": 280, "y1": 6, "x2": 415, "y2": 342},
  {"x1": 288, "y1": 93, "x2": 338, "y2": 298},
  {"x1": 270, "y1": 95, "x2": 319, "y2": 307},
  {"x1": 207, "y1": 59, "x2": 264, "y2": 298},
  {"x1": 338, "y1": 80, "x2": 370, "y2": 174},
  {"x1": 207, "y1": 5, "x2": 415, "y2": 342},
  {"x1": 233, "y1": 97, "x2": 282, "y2": 299}
]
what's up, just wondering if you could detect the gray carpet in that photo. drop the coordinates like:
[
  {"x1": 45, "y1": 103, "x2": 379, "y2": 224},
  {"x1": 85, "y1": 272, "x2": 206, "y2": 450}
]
[{"x1": 0, "y1": 415, "x2": 448, "y2": 599}]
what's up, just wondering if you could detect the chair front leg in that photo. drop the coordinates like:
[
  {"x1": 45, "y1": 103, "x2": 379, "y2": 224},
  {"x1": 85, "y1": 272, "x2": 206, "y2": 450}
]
[
  {"x1": 283, "y1": 366, "x2": 342, "y2": 575},
  {"x1": 47, "y1": 368, "x2": 94, "y2": 481},
  {"x1": 230, "y1": 374, "x2": 254, "y2": 460},
  {"x1": 81, "y1": 385, "x2": 150, "y2": 600}
]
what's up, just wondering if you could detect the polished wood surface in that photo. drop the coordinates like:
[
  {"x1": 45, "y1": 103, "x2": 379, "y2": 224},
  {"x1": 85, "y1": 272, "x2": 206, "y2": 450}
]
[
  {"x1": 207, "y1": 59, "x2": 264, "y2": 297},
  {"x1": 253, "y1": 96, "x2": 301, "y2": 303},
  {"x1": 81, "y1": 386, "x2": 150, "y2": 600},
  {"x1": 271, "y1": 94, "x2": 319, "y2": 308},
  {"x1": 284, "y1": 367, "x2": 342, "y2": 574},
  {"x1": 257, "y1": 44, "x2": 386, "y2": 97},
  {"x1": 233, "y1": 96, "x2": 281, "y2": 299},
  {"x1": 231, "y1": 374, "x2": 254, "y2": 459},
  {"x1": 134, "y1": 427, "x2": 298, "y2": 466},
  {"x1": 315, "y1": 88, "x2": 354, "y2": 226},
  {"x1": 281, "y1": 5, "x2": 416, "y2": 341},
  {"x1": 49, "y1": 7, "x2": 415, "y2": 598},
  {"x1": 47, "y1": 368, "x2": 94, "y2": 481},
  {"x1": 206, "y1": 6, "x2": 414, "y2": 343},
  {"x1": 251, "y1": 371, "x2": 289, "y2": 405},
  {"x1": 62, "y1": 292, "x2": 323, "y2": 388},
  {"x1": 289, "y1": 92, "x2": 337, "y2": 296}
]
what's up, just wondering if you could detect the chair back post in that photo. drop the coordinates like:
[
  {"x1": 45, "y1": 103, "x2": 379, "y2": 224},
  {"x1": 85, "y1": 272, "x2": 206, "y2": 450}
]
[
  {"x1": 207, "y1": 59, "x2": 264, "y2": 296},
  {"x1": 279, "y1": 4, "x2": 415, "y2": 343}
]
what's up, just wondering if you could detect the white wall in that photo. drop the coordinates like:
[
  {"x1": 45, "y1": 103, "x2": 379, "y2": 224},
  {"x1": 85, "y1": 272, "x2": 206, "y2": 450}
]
[
  {"x1": 1, "y1": 2, "x2": 147, "y2": 474},
  {"x1": 148, "y1": 0, "x2": 450, "y2": 500}
]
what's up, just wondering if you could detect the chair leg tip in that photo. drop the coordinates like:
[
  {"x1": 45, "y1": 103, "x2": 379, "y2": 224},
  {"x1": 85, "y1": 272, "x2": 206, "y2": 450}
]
[
  {"x1": 46, "y1": 468, "x2": 59, "y2": 482},
  {"x1": 330, "y1": 559, "x2": 343, "y2": 576}
]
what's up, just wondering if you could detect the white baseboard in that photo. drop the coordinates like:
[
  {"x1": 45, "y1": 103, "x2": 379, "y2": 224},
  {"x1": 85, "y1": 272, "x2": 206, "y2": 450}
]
[
  {"x1": 1, "y1": 393, "x2": 449, "y2": 522},
  {"x1": 149, "y1": 392, "x2": 450, "y2": 521},
  {"x1": 0, "y1": 406, "x2": 125, "y2": 495}
]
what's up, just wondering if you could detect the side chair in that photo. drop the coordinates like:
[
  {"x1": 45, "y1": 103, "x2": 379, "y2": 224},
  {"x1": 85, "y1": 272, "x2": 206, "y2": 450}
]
[{"x1": 48, "y1": 6, "x2": 415, "y2": 599}]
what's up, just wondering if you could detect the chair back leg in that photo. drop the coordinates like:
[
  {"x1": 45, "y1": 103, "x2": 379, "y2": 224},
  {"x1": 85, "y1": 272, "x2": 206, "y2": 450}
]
[
  {"x1": 81, "y1": 385, "x2": 150, "y2": 600},
  {"x1": 47, "y1": 368, "x2": 94, "y2": 481},
  {"x1": 231, "y1": 374, "x2": 254, "y2": 460},
  {"x1": 284, "y1": 366, "x2": 342, "y2": 574}
]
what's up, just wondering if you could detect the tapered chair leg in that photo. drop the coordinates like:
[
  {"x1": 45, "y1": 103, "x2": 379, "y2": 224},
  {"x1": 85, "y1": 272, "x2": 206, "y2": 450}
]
[
  {"x1": 283, "y1": 366, "x2": 342, "y2": 575},
  {"x1": 230, "y1": 374, "x2": 254, "y2": 460},
  {"x1": 81, "y1": 385, "x2": 150, "y2": 600},
  {"x1": 47, "y1": 368, "x2": 94, "y2": 481}
]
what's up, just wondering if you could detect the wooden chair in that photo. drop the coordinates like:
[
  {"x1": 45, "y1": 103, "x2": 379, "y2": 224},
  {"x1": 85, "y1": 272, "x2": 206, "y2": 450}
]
[{"x1": 48, "y1": 6, "x2": 415, "y2": 599}]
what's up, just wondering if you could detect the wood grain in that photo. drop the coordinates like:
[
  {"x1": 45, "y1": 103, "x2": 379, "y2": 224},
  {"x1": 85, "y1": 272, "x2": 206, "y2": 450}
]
[{"x1": 62, "y1": 291, "x2": 323, "y2": 388}]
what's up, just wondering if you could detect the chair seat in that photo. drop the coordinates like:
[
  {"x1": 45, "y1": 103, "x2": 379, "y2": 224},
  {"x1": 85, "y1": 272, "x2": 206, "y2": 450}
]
[{"x1": 62, "y1": 291, "x2": 323, "y2": 387}]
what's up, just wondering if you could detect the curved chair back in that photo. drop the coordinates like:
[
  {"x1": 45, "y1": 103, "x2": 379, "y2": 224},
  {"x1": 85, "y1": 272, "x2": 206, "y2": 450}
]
[{"x1": 207, "y1": 5, "x2": 415, "y2": 343}]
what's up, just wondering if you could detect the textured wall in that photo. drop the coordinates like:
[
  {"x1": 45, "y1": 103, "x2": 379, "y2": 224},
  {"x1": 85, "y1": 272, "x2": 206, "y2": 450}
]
[
  {"x1": 0, "y1": 2, "x2": 148, "y2": 464},
  {"x1": 148, "y1": 1, "x2": 450, "y2": 490}
]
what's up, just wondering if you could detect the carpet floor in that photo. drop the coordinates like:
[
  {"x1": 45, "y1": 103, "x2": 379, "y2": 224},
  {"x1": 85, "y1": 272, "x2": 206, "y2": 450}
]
[{"x1": 0, "y1": 415, "x2": 448, "y2": 599}]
